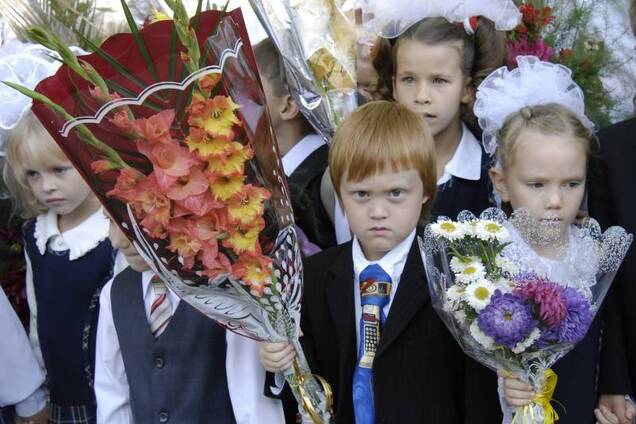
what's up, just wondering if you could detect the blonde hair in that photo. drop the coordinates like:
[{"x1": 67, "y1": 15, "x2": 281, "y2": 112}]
[
  {"x1": 2, "y1": 111, "x2": 69, "y2": 218},
  {"x1": 329, "y1": 100, "x2": 437, "y2": 222},
  {"x1": 496, "y1": 103, "x2": 593, "y2": 169}
]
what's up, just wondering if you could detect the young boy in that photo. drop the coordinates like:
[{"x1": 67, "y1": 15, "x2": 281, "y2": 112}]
[
  {"x1": 260, "y1": 101, "x2": 501, "y2": 422},
  {"x1": 94, "y1": 220, "x2": 285, "y2": 424},
  {"x1": 254, "y1": 39, "x2": 336, "y2": 250}
]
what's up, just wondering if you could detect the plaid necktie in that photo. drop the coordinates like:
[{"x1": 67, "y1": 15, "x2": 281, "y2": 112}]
[
  {"x1": 353, "y1": 264, "x2": 392, "y2": 424},
  {"x1": 149, "y1": 275, "x2": 172, "y2": 338}
]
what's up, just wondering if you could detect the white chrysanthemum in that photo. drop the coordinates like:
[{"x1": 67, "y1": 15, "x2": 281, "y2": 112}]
[
  {"x1": 450, "y1": 256, "x2": 473, "y2": 274},
  {"x1": 512, "y1": 328, "x2": 541, "y2": 354},
  {"x1": 493, "y1": 277, "x2": 515, "y2": 293},
  {"x1": 462, "y1": 220, "x2": 480, "y2": 237},
  {"x1": 429, "y1": 220, "x2": 465, "y2": 241},
  {"x1": 475, "y1": 220, "x2": 509, "y2": 242},
  {"x1": 496, "y1": 255, "x2": 519, "y2": 276},
  {"x1": 446, "y1": 285, "x2": 466, "y2": 303},
  {"x1": 470, "y1": 321, "x2": 496, "y2": 350},
  {"x1": 455, "y1": 259, "x2": 486, "y2": 284},
  {"x1": 464, "y1": 279, "x2": 496, "y2": 311}
]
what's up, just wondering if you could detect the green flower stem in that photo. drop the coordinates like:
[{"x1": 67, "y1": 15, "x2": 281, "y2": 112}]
[
  {"x1": 3, "y1": 81, "x2": 129, "y2": 171},
  {"x1": 164, "y1": 0, "x2": 201, "y2": 74},
  {"x1": 27, "y1": 26, "x2": 112, "y2": 100}
]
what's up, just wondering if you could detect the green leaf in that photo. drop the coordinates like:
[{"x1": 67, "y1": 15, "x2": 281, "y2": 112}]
[{"x1": 73, "y1": 31, "x2": 150, "y2": 93}]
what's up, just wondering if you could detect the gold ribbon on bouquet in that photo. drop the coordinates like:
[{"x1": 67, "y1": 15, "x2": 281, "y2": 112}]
[
  {"x1": 511, "y1": 368, "x2": 560, "y2": 424},
  {"x1": 293, "y1": 359, "x2": 334, "y2": 424}
]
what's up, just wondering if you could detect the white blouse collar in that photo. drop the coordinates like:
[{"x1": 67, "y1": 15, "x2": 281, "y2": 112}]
[
  {"x1": 281, "y1": 133, "x2": 326, "y2": 177},
  {"x1": 34, "y1": 207, "x2": 110, "y2": 260},
  {"x1": 437, "y1": 123, "x2": 483, "y2": 185}
]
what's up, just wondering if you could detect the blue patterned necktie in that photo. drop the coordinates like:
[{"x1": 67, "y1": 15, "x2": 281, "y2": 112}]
[{"x1": 353, "y1": 264, "x2": 392, "y2": 424}]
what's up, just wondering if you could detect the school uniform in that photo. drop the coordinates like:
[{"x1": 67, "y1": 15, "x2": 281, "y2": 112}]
[
  {"x1": 300, "y1": 229, "x2": 502, "y2": 423},
  {"x1": 95, "y1": 268, "x2": 285, "y2": 424},
  {"x1": 283, "y1": 133, "x2": 336, "y2": 249},
  {"x1": 0, "y1": 287, "x2": 46, "y2": 423},
  {"x1": 431, "y1": 123, "x2": 493, "y2": 221},
  {"x1": 588, "y1": 117, "x2": 636, "y2": 398},
  {"x1": 23, "y1": 208, "x2": 116, "y2": 424}
]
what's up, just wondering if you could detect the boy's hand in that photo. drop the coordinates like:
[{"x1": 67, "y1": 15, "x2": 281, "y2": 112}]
[
  {"x1": 498, "y1": 369, "x2": 535, "y2": 407},
  {"x1": 258, "y1": 341, "x2": 295, "y2": 373},
  {"x1": 595, "y1": 395, "x2": 636, "y2": 424}
]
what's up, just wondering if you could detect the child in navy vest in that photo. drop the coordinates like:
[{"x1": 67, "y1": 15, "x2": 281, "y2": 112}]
[
  {"x1": 95, "y1": 219, "x2": 286, "y2": 424},
  {"x1": 3, "y1": 111, "x2": 117, "y2": 424}
]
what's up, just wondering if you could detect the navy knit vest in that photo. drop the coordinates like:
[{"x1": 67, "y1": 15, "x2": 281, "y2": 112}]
[
  {"x1": 111, "y1": 268, "x2": 236, "y2": 424},
  {"x1": 22, "y1": 219, "x2": 115, "y2": 406}
]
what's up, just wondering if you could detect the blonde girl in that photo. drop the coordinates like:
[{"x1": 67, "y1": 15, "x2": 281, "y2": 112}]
[{"x1": 3, "y1": 111, "x2": 117, "y2": 424}]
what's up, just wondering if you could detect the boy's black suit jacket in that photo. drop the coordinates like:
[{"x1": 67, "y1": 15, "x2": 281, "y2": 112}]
[
  {"x1": 589, "y1": 118, "x2": 636, "y2": 396},
  {"x1": 300, "y1": 236, "x2": 502, "y2": 423}
]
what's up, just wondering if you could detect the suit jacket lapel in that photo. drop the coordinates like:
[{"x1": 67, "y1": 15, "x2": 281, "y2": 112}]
[
  {"x1": 376, "y1": 238, "x2": 429, "y2": 357},
  {"x1": 324, "y1": 244, "x2": 357, "y2": 372}
]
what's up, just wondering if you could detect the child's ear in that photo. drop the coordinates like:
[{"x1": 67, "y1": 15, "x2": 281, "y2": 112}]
[
  {"x1": 489, "y1": 167, "x2": 510, "y2": 202},
  {"x1": 461, "y1": 77, "x2": 474, "y2": 105},
  {"x1": 280, "y1": 94, "x2": 300, "y2": 121}
]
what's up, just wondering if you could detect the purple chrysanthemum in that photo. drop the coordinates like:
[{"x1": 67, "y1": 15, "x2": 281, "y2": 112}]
[
  {"x1": 478, "y1": 290, "x2": 538, "y2": 349},
  {"x1": 540, "y1": 287, "x2": 593, "y2": 345},
  {"x1": 514, "y1": 274, "x2": 567, "y2": 327}
]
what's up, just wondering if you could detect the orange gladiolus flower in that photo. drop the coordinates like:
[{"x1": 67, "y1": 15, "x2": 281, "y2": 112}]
[
  {"x1": 134, "y1": 109, "x2": 175, "y2": 144},
  {"x1": 208, "y1": 171, "x2": 245, "y2": 201},
  {"x1": 227, "y1": 184, "x2": 271, "y2": 226},
  {"x1": 107, "y1": 168, "x2": 145, "y2": 203},
  {"x1": 174, "y1": 192, "x2": 223, "y2": 217},
  {"x1": 109, "y1": 110, "x2": 138, "y2": 137},
  {"x1": 207, "y1": 142, "x2": 253, "y2": 175},
  {"x1": 166, "y1": 165, "x2": 209, "y2": 201},
  {"x1": 198, "y1": 251, "x2": 232, "y2": 280},
  {"x1": 232, "y1": 253, "x2": 273, "y2": 297},
  {"x1": 186, "y1": 126, "x2": 235, "y2": 160},
  {"x1": 167, "y1": 217, "x2": 204, "y2": 268},
  {"x1": 199, "y1": 73, "x2": 222, "y2": 95},
  {"x1": 223, "y1": 220, "x2": 264, "y2": 254},
  {"x1": 188, "y1": 95, "x2": 240, "y2": 139}
]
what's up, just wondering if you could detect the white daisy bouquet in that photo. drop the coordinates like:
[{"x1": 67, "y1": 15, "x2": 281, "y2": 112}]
[{"x1": 420, "y1": 208, "x2": 632, "y2": 424}]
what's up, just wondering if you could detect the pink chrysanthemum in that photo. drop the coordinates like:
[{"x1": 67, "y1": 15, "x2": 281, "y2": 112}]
[{"x1": 513, "y1": 275, "x2": 567, "y2": 327}]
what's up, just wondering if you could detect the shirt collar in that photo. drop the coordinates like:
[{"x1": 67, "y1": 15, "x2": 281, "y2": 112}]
[
  {"x1": 281, "y1": 133, "x2": 326, "y2": 177},
  {"x1": 141, "y1": 270, "x2": 155, "y2": 300},
  {"x1": 34, "y1": 207, "x2": 110, "y2": 260},
  {"x1": 352, "y1": 229, "x2": 416, "y2": 285},
  {"x1": 437, "y1": 123, "x2": 483, "y2": 185}
]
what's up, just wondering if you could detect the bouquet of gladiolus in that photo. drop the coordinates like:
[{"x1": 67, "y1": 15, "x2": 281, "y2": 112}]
[
  {"x1": 6, "y1": 3, "x2": 332, "y2": 422},
  {"x1": 248, "y1": 0, "x2": 358, "y2": 139},
  {"x1": 420, "y1": 208, "x2": 632, "y2": 424}
]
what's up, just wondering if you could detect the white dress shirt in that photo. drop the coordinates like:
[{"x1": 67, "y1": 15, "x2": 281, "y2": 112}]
[
  {"x1": 95, "y1": 270, "x2": 284, "y2": 424},
  {"x1": 24, "y1": 207, "x2": 113, "y2": 378},
  {"x1": 351, "y1": 229, "x2": 416, "y2": 351},
  {"x1": 0, "y1": 287, "x2": 46, "y2": 417},
  {"x1": 436, "y1": 123, "x2": 482, "y2": 186},
  {"x1": 281, "y1": 133, "x2": 326, "y2": 177}
]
